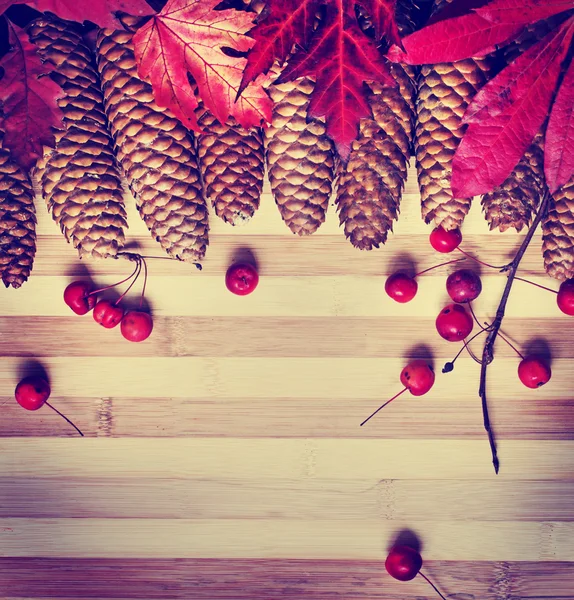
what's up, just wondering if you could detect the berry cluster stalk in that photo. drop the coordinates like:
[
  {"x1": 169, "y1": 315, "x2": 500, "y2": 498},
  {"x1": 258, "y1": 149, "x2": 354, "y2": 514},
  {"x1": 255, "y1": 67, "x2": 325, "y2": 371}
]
[{"x1": 480, "y1": 191, "x2": 550, "y2": 474}]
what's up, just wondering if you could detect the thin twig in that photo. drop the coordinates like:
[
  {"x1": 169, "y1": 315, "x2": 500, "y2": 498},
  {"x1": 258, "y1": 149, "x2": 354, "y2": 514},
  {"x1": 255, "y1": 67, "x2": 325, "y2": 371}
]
[
  {"x1": 414, "y1": 258, "x2": 465, "y2": 277},
  {"x1": 360, "y1": 388, "x2": 407, "y2": 426},
  {"x1": 456, "y1": 247, "x2": 506, "y2": 270},
  {"x1": 46, "y1": 402, "x2": 84, "y2": 437},
  {"x1": 418, "y1": 571, "x2": 448, "y2": 600},
  {"x1": 479, "y1": 191, "x2": 550, "y2": 474},
  {"x1": 514, "y1": 276, "x2": 558, "y2": 294}
]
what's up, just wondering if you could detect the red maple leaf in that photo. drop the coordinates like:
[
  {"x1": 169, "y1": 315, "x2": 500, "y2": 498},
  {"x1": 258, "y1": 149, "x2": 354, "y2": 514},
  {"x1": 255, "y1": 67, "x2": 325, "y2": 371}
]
[
  {"x1": 133, "y1": 0, "x2": 272, "y2": 132},
  {"x1": 355, "y1": 0, "x2": 401, "y2": 46},
  {"x1": 387, "y1": 0, "x2": 574, "y2": 196},
  {"x1": 0, "y1": 20, "x2": 62, "y2": 171},
  {"x1": 239, "y1": 0, "x2": 322, "y2": 95},
  {"x1": 451, "y1": 19, "x2": 574, "y2": 197},
  {"x1": 277, "y1": 0, "x2": 395, "y2": 160},
  {"x1": 0, "y1": 0, "x2": 154, "y2": 28}
]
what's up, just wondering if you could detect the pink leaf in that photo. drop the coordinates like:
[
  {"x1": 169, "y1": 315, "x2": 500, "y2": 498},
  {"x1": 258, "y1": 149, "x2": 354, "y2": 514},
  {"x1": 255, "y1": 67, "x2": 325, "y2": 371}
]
[
  {"x1": 451, "y1": 18, "x2": 574, "y2": 197},
  {"x1": 0, "y1": 22, "x2": 63, "y2": 171},
  {"x1": 545, "y1": 57, "x2": 574, "y2": 193},
  {"x1": 386, "y1": 11, "x2": 523, "y2": 64},
  {"x1": 355, "y1": 0, "x2": 401, "y2": 46},
  {"x1": 477, "y1": 0, "x2": 574, "y2": 25}
]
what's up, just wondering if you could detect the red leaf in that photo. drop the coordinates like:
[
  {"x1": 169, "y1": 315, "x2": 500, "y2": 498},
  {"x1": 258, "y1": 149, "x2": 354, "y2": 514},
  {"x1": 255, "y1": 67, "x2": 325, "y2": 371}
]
[
  {"x1": 239, "y1": 0, "x2": 322, "y2": 95},
  {"x1": 133, "y1": 0, "x2": 272, "y2": 131},
  {"x1": 277, "y1": 0, "x2": 395, "y2": 159},
  {"x1": 545, "y1": 57, "x2": 574, "y2": 193},
  {"x1": 0, "y1": 22, "x2": 62, "y2": 171},
  {"x1": 386, "y1": 11, "x2": 523, "y2": 64},
  {"x1": 355, "y1": 0, "x2": 401, "y2": 45},
  {"x1": 476, "y1": 0, "x2": 574, "y2": 26},
  {"x1": 0, "y1": 0, "x2": 154, "y2": 28},
  {"x1": 451, "y1": 18, "x2": 574, "y2": 197}
]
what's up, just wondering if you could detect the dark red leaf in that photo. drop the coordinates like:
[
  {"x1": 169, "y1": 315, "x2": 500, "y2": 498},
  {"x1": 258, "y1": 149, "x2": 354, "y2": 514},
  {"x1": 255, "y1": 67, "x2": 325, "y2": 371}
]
[
  {"x1": 545, "y1": 56, "x2": 574, "y2": 193},
  {"x1": 0, "y1": 0, "x2": 154, "y2": 28},
  {"x1": 0, "y1": 21, "x2": 62, "y2": 171},
  {"x1": 386, "y1": 11, "x2": 523, "y2": 64},
  {"x1": 355, "y1": 0, "x2": 401, "y2": 45},
  {"x1": 133, "y1": 0, "x2": 272, "y2": 131},
  {"x1": 427, "y1": 0, "x2": 490, "y2": 25},
  {"x1": 476, "y1": 0, "x2": 574, "y2": 26},
  {"x1": 277, "y1": 0, "x2": 395, "y2": 160},
  {"x1": 451, "y1": 18, "x2": 574, "y2": 197},
  {"x1": 239, "y1": 0, "x2": 322, "y2": 95}
]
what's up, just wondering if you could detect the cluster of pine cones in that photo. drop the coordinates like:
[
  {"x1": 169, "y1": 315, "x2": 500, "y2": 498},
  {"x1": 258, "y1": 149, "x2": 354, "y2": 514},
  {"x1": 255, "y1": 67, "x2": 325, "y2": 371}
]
[{"x1": 1, "y1": 0, "x2": 573, "y2": 291}]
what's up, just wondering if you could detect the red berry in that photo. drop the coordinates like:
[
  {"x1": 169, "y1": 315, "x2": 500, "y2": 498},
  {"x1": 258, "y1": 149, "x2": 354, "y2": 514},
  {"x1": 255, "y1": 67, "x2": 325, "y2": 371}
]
[
  {"x1": 557, "y1": 279, "x2": 574, "y2": 315},
  {"x1": 64, "y1": 281, "x2": 96, "y2": 315},
  {"x1": 385, "y1": 546, "x2": 423, "y2": 582},
  {"x1": 93, "y1": 300, "x2": 124, "y2": 329},
  {"x1": 518, "y1": 356, "x2": 551, "y2": 389},
  {"x1": 436, "y1": 303, "x2": 473, "y2": 342},
  {"x1": 226, "y1": 263, "x2": 259, "y2": 296},
  {"x1": 399, "y1": 360, "x2": 435, "y2": 396},
  {"x1": 446, "y1": 269, "x2": 482, "y2": 303},
  {"x1": 121, "y1": 311, "x2": 153, "y2": 342},
  {"x1": 15, "y1": 376, "x2": 50, "y2": 411},
  {"x1": 429, "y1": 226, "x2": 462, "y2": 253},
  {"x1": 385, "y1": 272, "x2": 418, "y2": 303}
]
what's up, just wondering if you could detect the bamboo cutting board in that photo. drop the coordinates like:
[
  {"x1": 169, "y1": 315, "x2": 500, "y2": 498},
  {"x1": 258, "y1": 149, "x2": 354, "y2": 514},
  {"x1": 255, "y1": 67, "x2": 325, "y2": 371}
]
[{"x1": 1, "y1": 166, "x2": 573, "y2": 599}]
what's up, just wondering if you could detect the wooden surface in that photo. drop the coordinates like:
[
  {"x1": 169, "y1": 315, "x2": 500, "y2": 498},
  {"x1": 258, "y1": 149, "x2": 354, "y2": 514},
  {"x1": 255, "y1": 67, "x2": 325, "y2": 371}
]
[{"x1": 1, "y1": 166, "x2": 573, "y2": 599}]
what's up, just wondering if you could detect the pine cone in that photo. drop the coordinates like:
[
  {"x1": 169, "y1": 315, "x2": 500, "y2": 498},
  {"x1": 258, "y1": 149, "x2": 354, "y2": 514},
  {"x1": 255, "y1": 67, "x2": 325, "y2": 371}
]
[
  {"x1": 415, "y1": 0, "x2": 492, "y2": 230},
  {"x1": 95, "y1": 29, "x2": 208, "y2": 263},
  {"x1": 29, "y1": 16, "x2": 127, "y2": 260},
  {"x1": 0, "y1": 146, "x2": 36, "y2": 288},
  {"x1": 196, "y1": 107, "x2": 264, "y2": 226},
  {"x1": 265, "y1": 77, "x2": 335, "y2": 235},
  {"x1": 335, "y1": 64, "x2": 416, "y2": 249},
  {"x1": 542, "y1": 178, "x2": 574, "y2": 281}
]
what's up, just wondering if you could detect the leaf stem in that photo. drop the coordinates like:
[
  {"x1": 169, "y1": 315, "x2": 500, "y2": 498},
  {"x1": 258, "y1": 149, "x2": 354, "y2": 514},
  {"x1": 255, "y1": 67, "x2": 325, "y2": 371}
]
[
  {"x1": 479, "y1": 190, "x2": 550, "y2": 474},
  {"x1": 360, "y1": 388, "x2": 407, "y2": 426}
]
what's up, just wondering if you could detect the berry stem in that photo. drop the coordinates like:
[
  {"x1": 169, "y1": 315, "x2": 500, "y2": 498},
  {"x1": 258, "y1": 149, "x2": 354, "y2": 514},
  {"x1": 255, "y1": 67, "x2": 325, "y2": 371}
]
[
  {"x1": 455, "y1": 247, "x2": 506, "y2": 270},
  {"x1": 140, "y1": 257, "x2": 148, "y2": 309},
  {"x1": 414, "y1": 258, "x2": 465, "y2": 278},
  {"x1": 115, "y1": 259, "x2": 142, "y2": 306},
  {"x1": 469, "y1": 304, "x2": 524, "y2": 359},
  {"x1": 496, "y1": 331, "x2": 525, "y2": 360},
  {"x1": 360, "y1": 388, "x2": 407, "y2": 427},
  {"x1": 45, "y1": 402, "x2": 84, "y2": 437},
  {"x1": 89, "y1": 260, "x2": 140, "y2": 296},
  {"x1": 118, "y1": 252, "x2": 174, "y2": 262},
  {"x1": 418, "y1": 571, "x2": 448, "y2": 600},
  {"x1": 479, "y1": 190, "x2": 551, "y2": 474},
  {"x1": 514, "y1": 276, "x2": 558, "y2": 294},
  {"x1": 443, "y1": 329, "x2": 487, "y2": 371}
]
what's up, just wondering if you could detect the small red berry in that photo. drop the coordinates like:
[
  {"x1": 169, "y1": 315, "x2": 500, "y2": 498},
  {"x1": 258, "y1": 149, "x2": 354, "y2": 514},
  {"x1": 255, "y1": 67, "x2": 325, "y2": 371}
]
[
  {"x1": 518, "y1": 356, "x2": 551, "y2": 389},
  {"x1": 121, "y1": 311, "x2": 153, "y2": 342},
  {"x1": 385, "y1": 272, "x2": 418, "y2": 303},
  {"x1": 399, "y1": 360, "x2": 435, "y2": 396},
  {"x1": 557, "y1": 279, "x2": 574, "y2": 315},
  {"x1": 64, "y1": 281, "x2": 96, "y2": 315},
  {"x1": 15, "y1": 376, "x2": 51, "y2": 411},
  {"x1": 385, "y1": 546, "x2": 423, "y2": 582},
  {"x1": 226, "y1": 263, "x2": 259, "y2": 296},
  {"x1": 429, "y1": 226, "x2": 462, "y2": 253},
  {"x1": 436, "y1": 303, "x2": 473, "y2": 342},
  {"x1": 446, "y1": 269, "x2": 482, "y2": 303},
  {"x1": 93, "y1": 300, "x2": 124, "y2": 329}
]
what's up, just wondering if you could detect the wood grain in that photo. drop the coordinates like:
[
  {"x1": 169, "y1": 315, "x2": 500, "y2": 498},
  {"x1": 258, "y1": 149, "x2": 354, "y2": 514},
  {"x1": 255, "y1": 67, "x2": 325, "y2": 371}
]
[{"x1": 1, "y1": 167, "x2": 573, "y2": 597}]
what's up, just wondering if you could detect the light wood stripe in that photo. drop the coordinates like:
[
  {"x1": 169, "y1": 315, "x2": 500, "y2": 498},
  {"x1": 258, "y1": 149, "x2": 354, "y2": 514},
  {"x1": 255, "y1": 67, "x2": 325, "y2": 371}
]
[
  {"x1": 0, "y1": 439, "x2": 571, "y2": 480},
  {"x1": 1, "y1": 478, "x2": 574, "y2": 521}
]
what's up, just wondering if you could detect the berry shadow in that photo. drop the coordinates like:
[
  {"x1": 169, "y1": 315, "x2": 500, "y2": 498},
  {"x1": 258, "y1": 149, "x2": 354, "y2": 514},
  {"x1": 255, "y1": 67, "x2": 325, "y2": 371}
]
[
  {"x1": 64, "y1": 261, "x2": 93, "y2": 282},
  {"x1": 406, "y1": 343, "x2": 435, "y2": 372},
  {"x1": 17, "y1": 359, "x2": 50, "y2": 385},
  {"x1": 229, "y1": 246, "x2": 259, "y2": 271},
  {"x1": 386, "y1": 528, "x2": 422, "y2": 554},
  {"x1": 524, "y1": 338, "x2": 553, "y2": 367},
  {"x1": 387, "y1": 252, "x2": 417, "y2": 278}
]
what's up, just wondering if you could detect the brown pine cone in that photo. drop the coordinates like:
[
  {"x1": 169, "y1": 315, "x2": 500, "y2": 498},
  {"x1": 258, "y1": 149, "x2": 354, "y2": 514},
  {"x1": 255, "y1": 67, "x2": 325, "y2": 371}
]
[
  {"x1": 336, "y1": 63, "x2": 416, "y2": 250},
  {"x1": 196, "y1": 107, "x2": 264, "y2": 226},
  {"x1": 0, "y1": 145, "x2": 36, "y2": 288},
  {"x1": 95, "y1": 29, "x2": 208, "y2": 263},
  {"x1": 265, "y1": 77, "x2": 336, "y2": 235},
  {"x1": 29, "y1": 16, "x2": 127, "y2": 260},
  {"x1": 542, "y1": 178, "x2": 574, "y2": 281},
  {"x1": 415, "y1": 0, "x2": 492, "y2": 231}
]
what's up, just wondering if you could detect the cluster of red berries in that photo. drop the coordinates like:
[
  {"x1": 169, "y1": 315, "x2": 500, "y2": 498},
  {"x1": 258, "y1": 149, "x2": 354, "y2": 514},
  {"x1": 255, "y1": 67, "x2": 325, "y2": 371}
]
[{"x1": 363, "y1": 226, "x2": 563, "y2": 425}]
